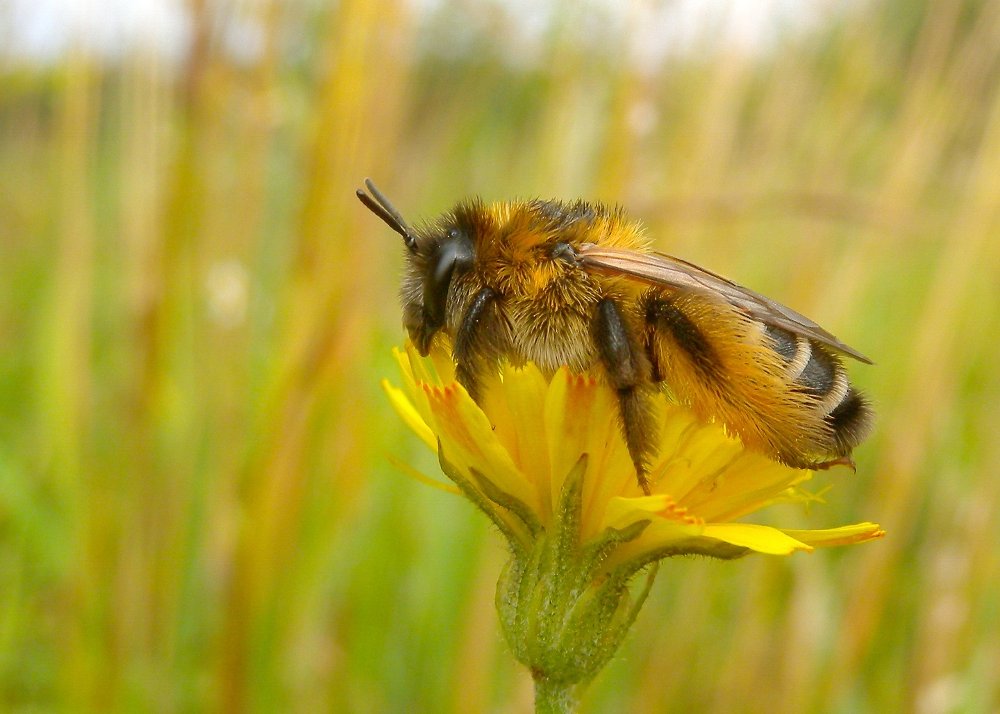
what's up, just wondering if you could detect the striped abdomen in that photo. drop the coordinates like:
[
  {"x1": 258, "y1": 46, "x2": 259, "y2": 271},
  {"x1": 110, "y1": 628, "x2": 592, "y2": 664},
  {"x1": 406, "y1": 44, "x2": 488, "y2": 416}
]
[
  {"x1": 640, "y1": 290, "x2": 873, "y2": 469},
  {"x1": 762, "y1": 325, "x2": 873, "y2": 461}
]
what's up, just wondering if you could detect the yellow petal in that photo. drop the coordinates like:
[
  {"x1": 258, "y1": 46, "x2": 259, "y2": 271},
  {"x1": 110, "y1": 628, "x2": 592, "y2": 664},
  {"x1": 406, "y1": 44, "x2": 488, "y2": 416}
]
[
  {"x1": 393, "y1": 348, "x2": 438, "y2": 427},
  {"x1": 701, "y1": 523, "x2": 813, "y2": 555},
  {"x1": 603, "y1": 494, "x2": 672, "y2": 527},
  {"x1": 382, "y1": 380, "x2": 437, "y2": 451},
  {"x1": 781, "y1": 523, "x2": 886, "y2": 548},
  {"x1": 392, "y1": 345, "x2": 416, "y2": 382},
  {"x1": 423, "y1": 383, "x2": 539, "y2": 513},
  {"x1": 397, "y1": 342, "x2": 444, "y2": 386},
  {"x1": 600, "y1": 495, "x2": 708, "y2": 567},
  {"x1": 430, "y1": 346, "x2": 455, "y2": 380},
  {"x1": 544, "y1": 370, "x2": 635, "y2": 536},
  {"x1": 544, "y1": 370, "x2": 597, "y2": 496},
  {"x1": 499, "y1": 363, "x2": 553, "y2": 513},
  {"x1": 605, "y1": 516, "x2": 706, "y2": 568},
  {"x1": 475, "y1": 370, "x2": 515, "y2": 446},
  {"x1": 681, "y1": 452, "x2": 813, "y2": 523}
]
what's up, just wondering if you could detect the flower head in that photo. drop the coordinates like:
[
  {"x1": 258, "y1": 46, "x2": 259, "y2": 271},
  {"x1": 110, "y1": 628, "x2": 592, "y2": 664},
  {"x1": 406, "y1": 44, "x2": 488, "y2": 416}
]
[{"x1": 384, "y1": 342, "x2": 883, "y2": 568}]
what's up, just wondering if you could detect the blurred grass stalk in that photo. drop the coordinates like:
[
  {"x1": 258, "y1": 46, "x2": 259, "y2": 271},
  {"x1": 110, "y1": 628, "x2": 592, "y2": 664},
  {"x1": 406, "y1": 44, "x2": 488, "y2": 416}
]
[
  {"x1": 1, "y1": 0, "x2": 999, "y2": 711},
  {"x1": 7, "y1": 0, "x2": 414, "y2": 708},
  {"x1": 45, "y1": 42, "x2": 99, "y2": 709}
]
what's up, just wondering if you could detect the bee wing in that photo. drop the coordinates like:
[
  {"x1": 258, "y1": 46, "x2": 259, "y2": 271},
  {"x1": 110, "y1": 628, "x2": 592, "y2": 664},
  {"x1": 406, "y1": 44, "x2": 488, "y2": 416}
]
[{"x1": 578, "y1": 244, "x2": 873, "y2": 364}]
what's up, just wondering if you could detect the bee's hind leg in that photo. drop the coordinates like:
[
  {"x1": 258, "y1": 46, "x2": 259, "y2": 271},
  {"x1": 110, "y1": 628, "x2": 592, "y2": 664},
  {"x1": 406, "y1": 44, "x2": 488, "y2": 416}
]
[{"x1": 593, "y1": 298, "x2": 657, "y2": 495}]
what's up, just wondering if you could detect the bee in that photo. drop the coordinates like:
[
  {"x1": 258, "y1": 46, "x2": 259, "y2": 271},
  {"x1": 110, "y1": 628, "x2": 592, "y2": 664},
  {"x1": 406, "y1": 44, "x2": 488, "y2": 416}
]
[{"x1": 357, "y1": 179, "x2": 873, "y2": 492}]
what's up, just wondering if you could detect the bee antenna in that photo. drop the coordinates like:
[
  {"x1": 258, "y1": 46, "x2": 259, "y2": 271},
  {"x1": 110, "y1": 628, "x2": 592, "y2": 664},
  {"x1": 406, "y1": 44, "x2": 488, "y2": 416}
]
[{"x1": 356, "y1": 178, "x2": 418, "y2": 254}]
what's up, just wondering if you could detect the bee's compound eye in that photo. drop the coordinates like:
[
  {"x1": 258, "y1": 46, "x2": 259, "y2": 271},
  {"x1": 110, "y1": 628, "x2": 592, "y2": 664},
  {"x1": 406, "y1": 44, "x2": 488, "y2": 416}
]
[
  {"x1": 423, "y1": 229, "x2": 475, "y2": 327},
  {"x1": 432, "y1": 232, "x2": 474, "y2": 286}
]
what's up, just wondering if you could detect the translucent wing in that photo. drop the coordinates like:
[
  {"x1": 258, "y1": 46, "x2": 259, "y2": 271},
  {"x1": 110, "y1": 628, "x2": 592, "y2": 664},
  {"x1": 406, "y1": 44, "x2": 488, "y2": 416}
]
[{"x1": 577, "y1": 244, "x2": 873, "y2": 364}]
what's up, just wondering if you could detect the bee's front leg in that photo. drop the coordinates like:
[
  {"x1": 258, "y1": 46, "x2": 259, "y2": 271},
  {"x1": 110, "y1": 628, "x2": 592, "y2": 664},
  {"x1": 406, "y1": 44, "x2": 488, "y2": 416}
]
[
  {"x1": 593, "y1": 298, "x2": 656, "y2": 494},
  {"x1": 453, "y1": 286, "x2": 508, "y2": 403}
]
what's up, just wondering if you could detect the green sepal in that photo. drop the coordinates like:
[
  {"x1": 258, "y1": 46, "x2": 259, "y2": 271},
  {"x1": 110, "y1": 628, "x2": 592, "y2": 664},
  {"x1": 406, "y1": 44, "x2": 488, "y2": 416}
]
[{"x1": 495, "y1": 455, "x2": 657, "y2": 694}]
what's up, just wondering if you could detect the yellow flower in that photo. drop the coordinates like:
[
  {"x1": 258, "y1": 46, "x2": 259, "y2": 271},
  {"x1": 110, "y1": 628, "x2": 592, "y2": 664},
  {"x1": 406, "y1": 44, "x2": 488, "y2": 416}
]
[
  {"x1": 383, "y1": 342, "x2": 883, "y2": 706},
  {"x1": 383, "y1": 342, "x2": 883, "y2": 568}
]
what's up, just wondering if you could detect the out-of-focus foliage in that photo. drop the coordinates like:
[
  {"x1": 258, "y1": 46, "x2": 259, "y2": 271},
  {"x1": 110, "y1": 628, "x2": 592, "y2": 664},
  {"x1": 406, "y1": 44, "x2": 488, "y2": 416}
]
[{"x1": 1, "y1": 0, "x2": 998, "y2": 711}]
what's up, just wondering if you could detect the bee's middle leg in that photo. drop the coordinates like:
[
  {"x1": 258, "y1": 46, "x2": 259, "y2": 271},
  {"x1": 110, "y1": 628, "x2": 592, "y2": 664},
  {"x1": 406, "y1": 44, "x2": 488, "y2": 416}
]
[{"x1": 593, "y1": 298, "x2": 656, "y2": 494}]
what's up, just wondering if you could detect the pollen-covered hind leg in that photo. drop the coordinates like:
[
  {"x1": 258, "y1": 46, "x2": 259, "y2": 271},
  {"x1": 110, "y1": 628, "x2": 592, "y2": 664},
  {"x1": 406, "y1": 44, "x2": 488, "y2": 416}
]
[{"x1": 593, "y1": 298, "x2": 656, "y2": 494}]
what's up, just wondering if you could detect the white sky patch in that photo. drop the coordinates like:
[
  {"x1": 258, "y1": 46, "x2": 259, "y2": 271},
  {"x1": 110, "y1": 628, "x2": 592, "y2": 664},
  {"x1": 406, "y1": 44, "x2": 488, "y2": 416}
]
[
  {"x1": 2, "y1": 0, "x2": 189, "y2": 61},
  {"x1": 1, "y1": 0, "x2": 834, "y2": 65},
  {"x1": 630, "y1": 0, "x2": 847, "y2": 69}
]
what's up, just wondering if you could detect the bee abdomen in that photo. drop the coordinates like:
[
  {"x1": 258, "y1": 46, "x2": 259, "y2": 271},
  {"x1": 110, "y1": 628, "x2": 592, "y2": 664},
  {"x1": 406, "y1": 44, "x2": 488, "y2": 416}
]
[
  {"x1": 764, "y1": 325, "x2": 872, "y2": 452},
  {"x1": 644, "y1": 296, "x2": 721, "y2": 381},
  {"x1": 639, "y1": 292, "x2": 872, "y2": 466},
  {"x1": 825, "y1": 386, "x2": 873, "y2": 453}
]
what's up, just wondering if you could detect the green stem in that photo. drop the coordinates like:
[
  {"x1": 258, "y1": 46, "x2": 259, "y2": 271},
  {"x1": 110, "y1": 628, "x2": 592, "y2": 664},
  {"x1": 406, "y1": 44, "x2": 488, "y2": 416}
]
[{"x1": 533, "y1": 674, "x2": 579, "y2": 714}]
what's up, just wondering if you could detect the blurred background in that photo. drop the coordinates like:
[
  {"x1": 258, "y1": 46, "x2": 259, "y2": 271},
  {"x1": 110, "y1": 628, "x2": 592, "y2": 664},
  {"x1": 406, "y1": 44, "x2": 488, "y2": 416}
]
[{"x1": 2, "y1": 0, "x2": 999, "y2": 711}]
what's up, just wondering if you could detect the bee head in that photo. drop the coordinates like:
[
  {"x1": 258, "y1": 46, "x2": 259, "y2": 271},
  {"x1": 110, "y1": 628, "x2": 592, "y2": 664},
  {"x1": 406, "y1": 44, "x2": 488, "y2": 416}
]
[{"x1": 356, "y1": 179, "x2": 475, "y2": 354}]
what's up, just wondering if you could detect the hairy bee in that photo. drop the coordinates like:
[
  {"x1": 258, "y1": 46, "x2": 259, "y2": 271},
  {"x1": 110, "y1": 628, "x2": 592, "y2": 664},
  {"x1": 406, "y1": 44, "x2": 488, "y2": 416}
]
[{"x1": 358, "y1": 179, "x2": 874, "y2": 490}]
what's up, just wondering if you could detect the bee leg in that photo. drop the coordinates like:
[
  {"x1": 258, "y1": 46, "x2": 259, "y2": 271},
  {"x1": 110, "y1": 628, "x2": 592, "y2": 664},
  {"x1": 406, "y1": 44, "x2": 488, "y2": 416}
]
[
  {"x1": 804, "y1": 456, "x2": 857, "y2": 473},
  {"x1": 453, "y1": 286, "x2": 506, "y2": 403},
  {"x1": 593, "y1": 298, "x2": 656, "y2": 495}
]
